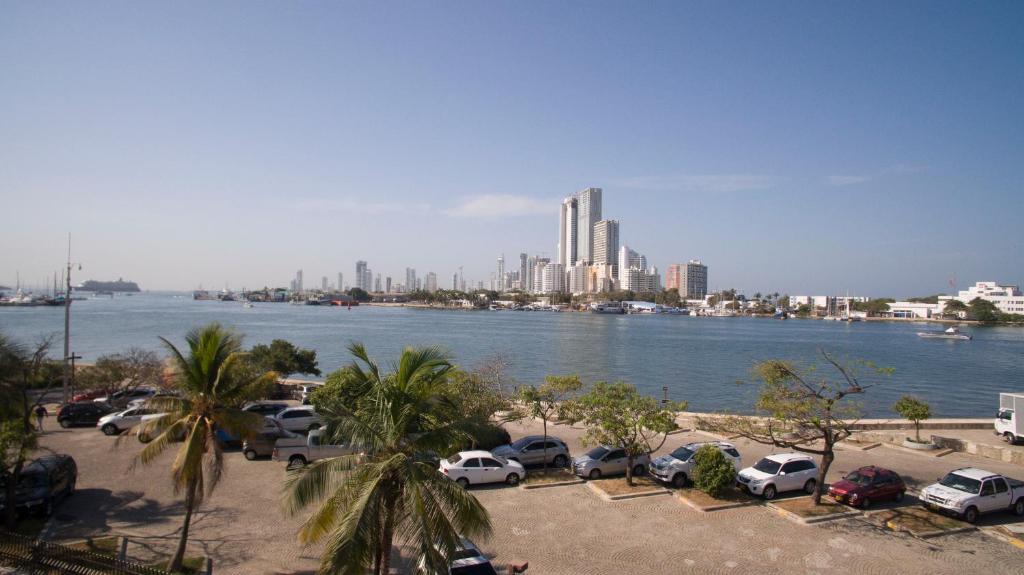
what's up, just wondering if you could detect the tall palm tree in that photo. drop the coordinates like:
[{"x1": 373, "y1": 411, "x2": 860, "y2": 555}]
[
  {"x1": 284, "y1": 343, "x2": 492, "y2": 575},
  {"x1": 134, "y1": 323, "x2": 275, "y2": 572}
]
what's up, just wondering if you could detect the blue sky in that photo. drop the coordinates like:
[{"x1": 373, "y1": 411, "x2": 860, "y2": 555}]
[{"x1": 1, "y1": 1, "x2": 1021, "y2": 296}]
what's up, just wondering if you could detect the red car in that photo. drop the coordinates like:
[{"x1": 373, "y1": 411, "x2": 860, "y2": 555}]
[
  {"x1": 71, "y1": 390, "x2": 105, "y2": 403},
  {"x1": 828, "y1": 466, "x2": 906, "y2": 508}
]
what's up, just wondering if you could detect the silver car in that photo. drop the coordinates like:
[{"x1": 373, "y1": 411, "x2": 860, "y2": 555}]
[
  {"x1": 491, "y1": 435, "x2": 570, "y2": 468},
  {"x1": 572, "y1": 445, "x2": 650, "y2": 480}
]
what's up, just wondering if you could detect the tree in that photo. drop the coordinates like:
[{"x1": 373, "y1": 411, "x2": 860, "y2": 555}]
[
  {"x1": 796, "y1": 303, "x2": 812, "y2": 316},
  {"x1": 968, "y1": 297, "x2": 999, "y2": 322},
  {"x1": 778, "y1": 295, "x2": 790, "y2": 309},
  {"x1": 285, "y1": 344, "x2": 491, "y2": 575},
  {"x1": 516, "y1": 375, "x2": 583, "y2": 473},
  {"x1": 0, "y1": 334, "x2": 54, "y2": 530},
  {"x1": 692, "y1": 445, "x2": 735, "y2": 498},
  {"x1": 656, "y1": 288, "x2": 681, "y2": 307},
  {"x1": 249, "y1": 339, "x2": 321, "y2": 381},
  {"x1": 851, "y1": 298, "x2": 893, "y2": 317},
  {"x1": 701, "y1": 351, "x2": 890, "y2": 503},
  {"x1": 346, "y1": 287, "x2": 371, "y2": 302},
  {"x1": 564, "y1": 382, "x2": 685, "y2": 486},
  {"x1": 76, "y1": 348, "x2": 163, "y2": 401},
  {"x1": 942, "y1": 299, "x2": 968, "y2": 318},
  {"x1": 133, "y1": 324, "x2": 275, "y2": 571},
  {"x1": 907, "y1": 294, "x2": 942, "y2": 304},
  {"x1": 893, "y1": 395, "x2": 931, "y2": 444}
]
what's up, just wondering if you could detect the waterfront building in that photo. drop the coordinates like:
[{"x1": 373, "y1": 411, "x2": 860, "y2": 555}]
[
  {"x1": 374, "y1": 274, "x2": 382, "y2": 293},
  {"x1": 355, "y1": 261, "x2": 370, "y2": 292},
  {"x1": 425, "y1": 272, "x2": 438, "y2": 293},
  {"x1": 618, "y1": 246, "x2": 646, "y2": 276},
  {"x1": 532, "y1": 258, "x2": 550, "y2": 293},
  {"x1": 337, "y1": 273, "x2": 343, "y2": 293},
  {"x1": 593, "y1": 219, "x2": 619, "y2": 271},
  {"x1": 558, "y1": 196, "x2": 577, "y2": 266},
  {"x1": 541, "y1": 263, "x2": 566, "y2": 294},
  {"x1": 666, "y1": 260, "x2": 708, "y2": 299},
  {"x1": 496, "y1": 255, "x2": 505, "y2": 292},
  {"x1": 576, "y1": 188, "x2": 602, "y2": 264},
  {"x1": 567, "y1": 263, "x2": 588, "y2": 294},
  {"x1": 295, "y1": 269, "x2": 304, "y2": 293},
  {"x1": 386, "y1": 276, "x2": 392, "y2": 294},
  {"x1": 588, "y1": 263, "x2": 618, "y2": 293},
  {"x1": 950, "y1": 281, "x2": 1024, "y2": 314},
  {"x1": 452, "y1": 273, "x2": 458, "y2": 291},
  {"x1": 405, "y1": 268, "x2": 417, "y2": 293},
  {"x1": 519, "y1": 253, "x2": 528, "y2": 290}
]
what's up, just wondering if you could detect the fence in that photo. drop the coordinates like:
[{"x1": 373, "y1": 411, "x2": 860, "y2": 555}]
[{"x1": 0, "y1": 531, "x2": 170, "y2": 575}]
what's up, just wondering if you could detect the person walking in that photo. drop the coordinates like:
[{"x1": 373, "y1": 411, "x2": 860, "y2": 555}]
[{"x1": 34, "y1": 404, "x2": 47, "y2": 432}]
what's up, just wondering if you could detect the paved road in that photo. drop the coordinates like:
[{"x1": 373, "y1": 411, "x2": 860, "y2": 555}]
[{"x1": 34, "y1": 418, "x2": 1024, "y2": 574}]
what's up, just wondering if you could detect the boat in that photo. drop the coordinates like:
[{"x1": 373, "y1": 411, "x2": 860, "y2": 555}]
[
  {"x1": 242, "y1": 301, "x2": 254, "y2": 309},
  {"x1": 193, "y1": 289, "x2": 213, "y2": 301},
  {"x1": 590, "y1": 302, "x2": 625, "y2": 314},
  {"x1": 917, "y1": 326, "x2": 972, "y2": 340}
]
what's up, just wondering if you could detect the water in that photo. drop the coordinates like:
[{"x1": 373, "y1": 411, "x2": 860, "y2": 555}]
[{"x1": 1, "y1": 292, "x2": 1021, "y2": 417}]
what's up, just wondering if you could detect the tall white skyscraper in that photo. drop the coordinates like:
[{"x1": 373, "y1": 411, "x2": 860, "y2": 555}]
[
  {"x1": 593, "y1": 219, "x2": 619, "y2": 267},
  {"x1": 425, "y1": 272, "x2": 438, "y2": 292},
  {"x1": 558, "y1": 196, "x2": 577, "y2": 266},
  {"x1": 374, "y1": 274, "x2": 382, "y2": 293},
  {"x1": 452, "y1": 273, "x2": 459, "y2": 290},
  {"x1": 337, "y1": 273, "x2": 344, "y2": 292},
  {"x1": 532, "y1": 258, "x2": 550, "y2": 293},
  {"x1": 405, "y1": 268, "x2": 417, "y2": 293},
  {"x1": 295, "y1": 269, "x2": 304, "y2": 293},
  {"x1": 519, "y1": 253, "x2": 528, "y2": 290},
  {"x1": 321, "y1": 276, "x2": 328, "y2": 290},
  {"x1": 575, "y1": 187, "x2": 602, "y2": 264},
  {"x1": 496, "y1": 255, "x2": 505, "y2": 291},
  {"x1": 355, "y1": 261, "x2": 371, "y2": 292},
  {"x1": 541, "y1": 263, "x2": 566, "y2": 293}
]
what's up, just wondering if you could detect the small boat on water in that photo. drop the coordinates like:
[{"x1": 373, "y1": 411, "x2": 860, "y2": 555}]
[
  {"x1": 917, "y1": 326, "x2": 972, "y2": 340},
  {"x1": 242, "y1": 301, "x2": 254, "y2": 309}
]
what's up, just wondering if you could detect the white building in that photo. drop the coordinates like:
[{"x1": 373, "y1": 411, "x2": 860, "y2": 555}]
[
  {"x1": 593, "y1": 219, "x2": 619, "y2": 267},
  {"x1": 567, "y1": 263, "x2": 588, "y2": 294},
  {"x1": 532, "y1": 258, "x2": 550, "y2": 293},
  {"x1": 424, "y1": 272, "x2": 438, "y2": 293},
  {"x1": 541, "y1": 263, "x2": 566, "y2": 293},
  {"x1": 949, "y1": 281, "x2": 1024, "y2": 314}
]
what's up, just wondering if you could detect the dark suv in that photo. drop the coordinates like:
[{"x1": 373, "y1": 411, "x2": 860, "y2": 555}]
[
  {"x1": 58, "y1": 402, "x2": 112, "y2": 428},
  {"x1": 0, "y1": 454, "x2": 77, "y2": 516}
]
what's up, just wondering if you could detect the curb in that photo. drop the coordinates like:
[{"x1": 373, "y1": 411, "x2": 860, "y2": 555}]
[
  {"x1": 765, "y1": 499, "x2": 863, "y2": 525},
  {"x1": 836, "y1": 441, "x2": 881, "y2": 451},
  {"x1": 676, "y1": 492, "x2": 760, "y2": 513},
  {"x1": 520, "y1": 478, "x2": 585, "y2": 490},
  {"x1": 883, "y1": 520, "x2": 976, "y2": 539},
  {"x1": 878, "y1": 443, "x2": 954, "y2": 458},
  {"x1": 980, "y1": 526, "x2": 1024, "y2": 550},
  {"x1": 586, "y1": 481, "x2": 671, "y2": 502}
]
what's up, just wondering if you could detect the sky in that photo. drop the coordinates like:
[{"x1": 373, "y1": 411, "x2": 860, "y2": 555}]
[{"x1": 1, "y1": 1, "x2": 1022, "y2": 297}]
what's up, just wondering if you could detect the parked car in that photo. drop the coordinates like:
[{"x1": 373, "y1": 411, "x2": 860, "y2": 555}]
[
  {"x1": 491, "y1": 435, "x2": 570, "y2": 468},
  {"x1": 827, "y1": 466, "x2": 906, "y2": 508},
  {"x1": 441, "y1": 450, "x2": 526, "y2": 487},
  {"x1": 571, "y1": 446, "x2": 649, "y2": 480},
  {"x1": 242, "y1": 402, "x2": 290, "y2": 417},
  {"x1": 736, "y1": 452, "x2": 818, "y2": 500},
  {"x1": 273, "y1": 406, "x2": 322, "y2": 433},
  {"x1": 919, "y1": 467, "x2": 1024, "y2": 523},
  {"x1": 126, "y1": 391, "x2": 179, "y2": 410},
  {"x1": 136, "y1": 412, "x2": 173, "y2": 442},
  {"x1": 57, "y1": 402, "x2": 113, "y2": 428},
  {"x1": 71, "y1": 389, "x2": 105, "y2": 403},
  {"x1": 94, "y1": 387, "x2": 157, "y2": 409},
  {"x1": 0, "y1": 454, "x2": 77, "y2": 517},
  {"x1": 96, "y1": 406, "x2": 154, "y2": 436},
  {"x1": 272, "y1": 428, "x2": 355, "y2": 467},
  {"x1": 243, "y1": 419, "x2": 299, "y2": 460},
  {"x1": 650, "y1": 441, "x2": 742, "y2": 488},
  {"x1": 995, "y1": 392, "x2": 1023, "y2": 444},
  {"x1": 423, "y1": 537, "x2": 500, "y2": 575}
]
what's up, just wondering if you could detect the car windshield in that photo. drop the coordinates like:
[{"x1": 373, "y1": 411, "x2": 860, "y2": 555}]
[
  {"x1": 753, "y1": 458, "x2": 782, "y2": 474},
  {"x1": 585, "y1": 447, "x2": 609, "y2": 460},
  {"x1": 939, "y1": 472, "x2": 982, "y2": 494},
  {"x1": 509, "y1": 438, "x2": 531, "y2": 450},
  {"x1": 843, "y1": 471, "x2": 874, "y2": 486},
  {"x1": 669, "y1": 447, "x2": 695, "y2": 461},
  {"x1": 446, "y1": 454, "x2": 463, "y2": 465}
]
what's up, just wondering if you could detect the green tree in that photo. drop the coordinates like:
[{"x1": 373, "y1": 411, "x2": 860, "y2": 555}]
[
  {"x1": 692, "y1": 445, "x2": 735, "y2": 498},
  {"x1": 701, "y1": 351, "x2": 890, "y2": 503},
  {"x1": 134, "y1": 324, "x2": 276, "y2": 571},
  {"x1": 942, "y1": 298, "x2": 968, "y2": 318},
  {"x1": 656, "y1": 289, "x2": 681, "y2": 307},
  {"x1": 284, "y1": 344, "x2": 491, "y2": 575},
  {"x1": 778, "y1": 295, "x2": 790, "y2": 308},
  {"x1": 968, "y1": 297, "x2": 999, "y2": 322},
  {"x1": 516, "y1": 375, "x2": 583, "y2": 472},
  {"x1": 346, "y1": 287, "x2": 371, "y2": 302},
  {"x1": 796, "y1": 303, "x2": 812, "y2": 316},
  {"x1": 249, "y1": 339, "x2": 321, "y2": 381},
  {"x1": 892, "y1": 395, "x2": 932, "y2": 443},
  {"x1": 76, "y1": 348, "x2": 163, "y2": 402},
  {"x1": 564, "y1": 382, "x2": 685, "y2": 486}
]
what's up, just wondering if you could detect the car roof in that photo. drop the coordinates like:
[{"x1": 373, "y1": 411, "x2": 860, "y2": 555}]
[
  {"x1": 514, "y1": 435, "x2": 562, "y2": 443},
  {"x1": 950, "y1": 467, "x2": 1001, "y2": 481},
  {"x1": 765, "y1": 452, "x2": 813, "y2": 463},
  {"x1": 457, "y1": 450, "x2": 495, "y2": 459}
]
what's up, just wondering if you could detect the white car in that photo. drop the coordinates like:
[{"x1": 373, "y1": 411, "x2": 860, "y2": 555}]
[
  {"x1": 94, "y1": 387, "x2": 157, "y2": 409},
  {"x1": 736, "y1": 452, "x2": 818, "y2": 500},
  {"x1": 273, "y1": 406, "x2": 322, "y2": 433},
  {"x1": 96, "y1": 407, "x2": 154, "y2": 436},
  {"x1": 920, "y1": 467, "x2": 1024, "y2": 523},
  {"x1": 441, "y1": 450, "x2": 526, "y2": 487},
  {"x1": 650, "y1": 441, "x2": 742, "y2": 488}
]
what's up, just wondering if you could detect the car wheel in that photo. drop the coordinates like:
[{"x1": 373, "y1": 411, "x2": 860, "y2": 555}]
[
  {"x1": 672, "y1": 473, "x2": 688, "y2": 489},
  {"x1": 1012, "y1": 499, "x2": 1024, "y2": 517},
  {"x1": 894, "y1": 490, "x2": 905, "y2": 503},
  {"x1": 803, "y1": 479, "x2": 817, "y2": 494},
  {"x1": 1005, "y1": 432, "x2": 1017, "y2": 445},
  {"x1": 552, "y1": 454, "x2": 568, "y2": 468},
  {"x1": 244, "y1": 450, "x2": 258, "y2": 461},
  {"x1": 632, "y1": 464, "x2": 646, "y2": 477},
  {"x1": 588, "y1": 469, "x2": 602, "y2": 480},
  {"x1": 762, "y1": 485, "x2": 777, "y2": 500},
  {"x1": 860, "y1": 497, "x2": 871, "y2": 509},
  {"x1": 101, "y1": 424, "x2": 118, "y2": 436},
  {"x1": 59, "y1": 419, "x2": 71, "y2": 429},
  {"x1": 288, "y1": 456, "x2": 307, "y2": 468},
  {"x1": 963, "y1": 506, "x2": 979, "y2": 523},
  {"x1": 506, "y1": 473, "x2": 520, "y2": 486},
  {"x1": 456, "y1": 477, "x2": 470, "y2": 489}
]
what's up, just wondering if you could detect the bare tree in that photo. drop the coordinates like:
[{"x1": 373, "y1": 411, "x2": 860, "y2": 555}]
[
  {"x1": 77, "y1": 348, "x2": 162, "y2": 405},
  {"x1": 700, "y1": 350, "x2": 889, "y2": 503}
]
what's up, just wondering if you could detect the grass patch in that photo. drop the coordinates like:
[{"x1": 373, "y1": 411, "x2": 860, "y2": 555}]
[
  {"x1": 873, "y1": 507, "x2": 968, "y2": 536},
  {"x1": 589, "y1": 475, "x2": 664, "y2": 496},
  {"x1": 522, "y1": 468, "x2": 578, "y2": 485},
  {"x1": 68, "y1": 536, "x2": 120, "y2": 557},
  {"x1": 152, "y1": 556, "x2": 206, "y2": 574},
  {"x1": 771, "y1": 496, "x2": 848, "y2": 518}
]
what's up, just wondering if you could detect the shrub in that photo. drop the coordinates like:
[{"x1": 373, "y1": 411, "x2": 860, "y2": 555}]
[
  {"x1": 893, "y1": 395, "x2": 932, "y2": 443},
  {"x1": 693, "y1": 445, "x2": 736, "y2": 498}
]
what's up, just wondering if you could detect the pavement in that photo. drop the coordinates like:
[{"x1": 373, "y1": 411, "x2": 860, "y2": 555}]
[{"x1": 33, "y1": 417, "x2": 1024, "y2": 575}]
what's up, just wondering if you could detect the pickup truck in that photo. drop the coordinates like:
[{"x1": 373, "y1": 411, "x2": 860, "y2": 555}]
[
  {"x1": 919, "y1": 467, "x2": 1024, "y2": 523},
  {"x1": 272, "y1": 429, "x2": 355, "y2": 467}
]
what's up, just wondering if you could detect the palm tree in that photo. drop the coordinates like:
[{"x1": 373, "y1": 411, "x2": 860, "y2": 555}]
[
  {"x1": 134, "y1": 323, "x2": 275, "y2": 572},
  {"x1": 284, "y1": 343, "x2": 492, "y2": 575}
]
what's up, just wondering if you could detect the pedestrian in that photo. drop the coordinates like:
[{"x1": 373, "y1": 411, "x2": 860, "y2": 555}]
[{"x1": 34, "y1": 404, "x2": 47, "y2": 432}]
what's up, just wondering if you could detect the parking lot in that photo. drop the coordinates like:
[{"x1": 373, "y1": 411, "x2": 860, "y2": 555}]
[{"x1": 36, "y1": 417, "x2": 1024, "y2": 574}]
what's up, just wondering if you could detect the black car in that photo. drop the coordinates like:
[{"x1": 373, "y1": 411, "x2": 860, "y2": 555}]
[
  {"x1": 242, "y1": 402, "x2": 290, "y2": 416},
  {"x1": 0, "y1": 454, "x2": 77, "y2": 516},
  {"x1": 57, "y1": 402, "x2": 112, "y2": 428}
]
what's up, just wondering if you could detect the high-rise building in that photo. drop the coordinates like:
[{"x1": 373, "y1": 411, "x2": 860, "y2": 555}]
[
  {"x1": 452, "y1": 273, "x2": 459, "y2": 291},
  {"x1": 405, "y1": 268, "x2": 417, "y2": 293},
  {"x1": 355, "y1": 261, "x2": 369, "y2": 292},
  {"x1": 425, "y1": 272, "x2": 438, "y2": 293},
  {"x1": 374, "y1": 274, "x2": 382, "y2": 293},
  {"x1": 618, "y1": 246, "x2": 646, "y2": 276},
  {"x1": 295, "y1": 269, "x2": 304, "y2": 293},
  {"x1": 588, "y1": 264, "x2": 617, "y2": 293},
  {"x1": 593, "y1": 219, "x2": 619, "y2": 268},
  {"x1": 541, "y1": 263, "x2": 566, "y2": 294},
  {"x1": 496, "y1": 255, "x2": 505, "y2": 291},
  {"x1": 519, "y1": 253, "x2": 528, "y2": 290},
  {"x1": 321, "y1": 276, "x2": 328, "y2": 291},
  {"x1": 386, "y1": 276, "x2": 392, "y2": 293},
  {"x1": 576, "y1": 188, "x2": 602, "y2": 264},
  {"x1": 567, "y1": 263, "x2": 588, "y2": 294},
  {"x1": 683, "y1": 260, "x2": 707, "y2": 299},
  {"x1": 558, "y1": 197, "x2": 577, "y2": 266},
  {"x1": 532, "y1": 258, "x2": 550, "y2": 293},
  {"x1": 337, "y1": 273, "x2": 344, "y2": 293}
]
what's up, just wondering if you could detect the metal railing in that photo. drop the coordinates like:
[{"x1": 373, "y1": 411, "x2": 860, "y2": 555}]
[{"x1": 0, "y1": 531, "x2": 170, "y2": 575}]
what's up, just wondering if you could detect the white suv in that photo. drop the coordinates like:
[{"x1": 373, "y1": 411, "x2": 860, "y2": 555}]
[
  {"x1": 274, "y1": 407, "x2": 322, "y2": 433},
  {"x1": 650, "y1": 442, "x2": 742, "y2": 488},
  {"x1": 736, "y1": 453, "x2": 818, "y2": 500}
]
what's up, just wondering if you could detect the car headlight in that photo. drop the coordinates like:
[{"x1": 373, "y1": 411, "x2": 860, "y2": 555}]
[{"x1": 749, "y1": 478, "x2": 763, "y2": 486}]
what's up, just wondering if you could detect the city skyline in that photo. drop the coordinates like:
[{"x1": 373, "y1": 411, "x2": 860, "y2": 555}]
[{"x1": 2, "y1": 3, "x2": 1022, "y2": 296}]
